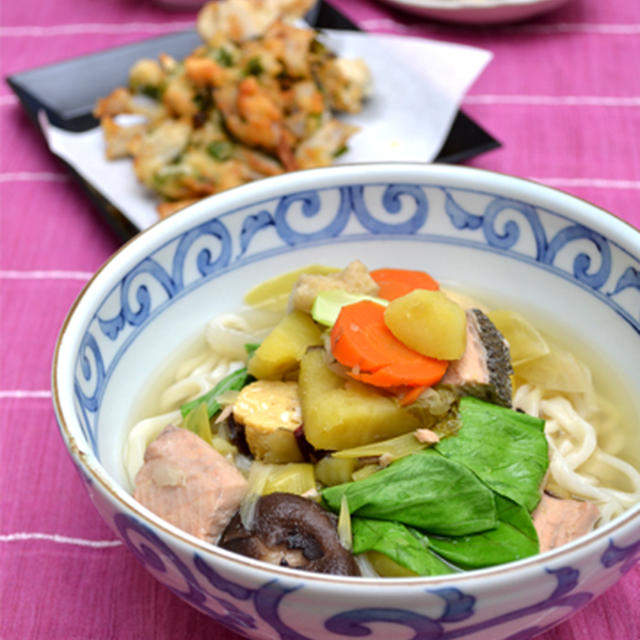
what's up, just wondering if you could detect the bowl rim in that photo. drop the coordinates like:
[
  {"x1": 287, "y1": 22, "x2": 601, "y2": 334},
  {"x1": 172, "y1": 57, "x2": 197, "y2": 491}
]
[
  {"x1": 52, "y1": 161, "x2": 640, "y2": 588},
  {"x1": 380, "y1": 0, "x2": 569, "y2": 10}
]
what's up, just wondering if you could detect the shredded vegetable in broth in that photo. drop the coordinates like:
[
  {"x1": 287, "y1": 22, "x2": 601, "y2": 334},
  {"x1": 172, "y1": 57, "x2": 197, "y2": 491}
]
[{"x1": 125, "y1": 261, "x2": 640, "y2": 578}]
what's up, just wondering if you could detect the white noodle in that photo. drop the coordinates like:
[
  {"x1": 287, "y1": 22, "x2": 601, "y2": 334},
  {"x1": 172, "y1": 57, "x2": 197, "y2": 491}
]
[
  {"x1": 125, "y1": 332, "x2": 245, "y2": 488},
  {"x1": 540, "y1": 397, "x2": 597, "y2": 470},
  {"x1": 514, "y1": 382, "x2": 640, "y2": 525},
  {"x1": 160, "y1": 375, "x2": 212, "y2": 410},
  {"x1": 205, "y1": 309, "x2": 281, "y2": 360},
  {"x1": 174, "y1": 352, "x2": 216, "y2": 380}
]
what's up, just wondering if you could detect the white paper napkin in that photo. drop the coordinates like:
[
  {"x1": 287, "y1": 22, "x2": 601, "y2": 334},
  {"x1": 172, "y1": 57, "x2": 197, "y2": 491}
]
[{"x1": 41, "y1": 30, "x2": 492, "y2": 231}]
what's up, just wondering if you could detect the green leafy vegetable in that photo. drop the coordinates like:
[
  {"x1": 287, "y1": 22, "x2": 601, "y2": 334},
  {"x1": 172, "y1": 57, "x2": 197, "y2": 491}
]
[
  {"x1": 406, "y1": 385, "x2": 461, "y2": 437},
  {"x1": 351, "y1": 518, "x2": 454, "y2": 576},
  {"x1": 206, "y1": 140, "x2": 234, "y2": 162},
  {"x1": 215, "y1": 47, "x2": 234, "y2": 67},
  {"x1": 322, "y1": 449, "x2": 497, "y2": 536},
  {"x1": 244, "y1": 342, "x2": 261, "y2": 359},
  {"x1": 436, "y1": 397, "x2": 548, "y2": 512},
  {"x1": 426, "y1": 495, "x2": 539, "y2": 569},
  {"x1": 245, "y1": 56, "x2": 264, "y2": 76},
  {"x1": 332, "y1": 144, "x2": 349, "y2": 158},
  {"x1": 140, "y1": 85, "x2": 163, "y2": 101},
  {"x1": 180, "y1": 367, "x2": 249, "y2": 419}
]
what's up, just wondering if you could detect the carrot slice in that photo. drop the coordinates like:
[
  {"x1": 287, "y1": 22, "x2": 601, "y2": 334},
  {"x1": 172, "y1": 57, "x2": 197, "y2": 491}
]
[
  {"x1": 398, "y1": 384, "x2": 429, "y2": 406},
  {"x1": 330, "y1": 300, "x2": 447, "y2": 388},
  {"x1": 370, "y1": 268, "x2": 439, "y2": 301}
]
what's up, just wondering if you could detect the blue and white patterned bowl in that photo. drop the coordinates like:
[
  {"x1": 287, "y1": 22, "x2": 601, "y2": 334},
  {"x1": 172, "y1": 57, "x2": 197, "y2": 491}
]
[{"x1": 52, "y1": 163, "x2": 640, "y2": 640}]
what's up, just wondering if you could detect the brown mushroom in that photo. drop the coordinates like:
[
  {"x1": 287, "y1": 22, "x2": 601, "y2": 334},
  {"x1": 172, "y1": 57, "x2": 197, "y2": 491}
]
[{"x1": 218, "y1": 492, "x2": 360, "y2": 576}]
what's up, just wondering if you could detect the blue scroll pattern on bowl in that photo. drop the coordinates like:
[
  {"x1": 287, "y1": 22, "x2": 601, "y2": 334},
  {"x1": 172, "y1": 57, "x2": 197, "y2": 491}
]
[
  {"x1": 73, "y1": 181, "x2": 640, "y2": 497},
  {"x1": 113, "y1": 510, "x2": 640, "y2": 640}
]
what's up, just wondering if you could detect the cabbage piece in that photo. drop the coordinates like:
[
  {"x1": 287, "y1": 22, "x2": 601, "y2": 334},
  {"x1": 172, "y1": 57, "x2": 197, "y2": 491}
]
[
  {"x1": 265, "y1": 463, "x2": 316, "y2": 496},
  {"x1": 488, "y1": 309, "x2": 550, "y2": 366},
  {"x1": 243, "y1": 264, "x2": 339, "y2": 313},
  {"x1": 405, "y1": 386, "x2": 460, "y2": 437},
  {"x1": 331, "y1": 431, "x2": 428, "y2": 462},
  {"x1": 515, "y1": 349, "x2": 592, "y2": 393},
  {"x1": 311, "y1": 288, "x2": 387, "y2": 328},
  {"x1": 181, "y1": 401, "x2": 213, "y2": 444}
]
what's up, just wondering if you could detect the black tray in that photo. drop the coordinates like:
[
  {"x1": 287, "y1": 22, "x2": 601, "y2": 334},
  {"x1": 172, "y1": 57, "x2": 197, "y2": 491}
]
[{"x1": 6, "y1": 1, "x2": 500, "y2": 241}]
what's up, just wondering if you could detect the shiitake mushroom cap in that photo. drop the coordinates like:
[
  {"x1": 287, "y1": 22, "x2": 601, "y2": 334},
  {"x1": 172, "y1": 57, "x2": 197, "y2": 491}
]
[{"x1": 218, "y1": 492, "x2": 360, "y2": 576}]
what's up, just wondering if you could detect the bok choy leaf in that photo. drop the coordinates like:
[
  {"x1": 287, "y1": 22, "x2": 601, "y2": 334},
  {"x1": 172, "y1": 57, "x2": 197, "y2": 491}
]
[
  {"x1": 322, "y1": 449, "x2": 497, "y2": 536},
  {"x1": 436, "y1": 397, "x2": 548, "y2": 512},
  {"x1": 351, "y1": 518, "x2": 454, "y2": 576},
  {"x1": 180, "y1": 367, "x2": 250, "y2": 419},
  {"x1": 426, "y1": 494, "x2": 539, "y2": 569}
]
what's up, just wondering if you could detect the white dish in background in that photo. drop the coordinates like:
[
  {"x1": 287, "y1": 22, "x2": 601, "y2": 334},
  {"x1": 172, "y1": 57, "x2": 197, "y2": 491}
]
[{"x1": 376, "y1": 0, "x2": 573, "y2": 25}]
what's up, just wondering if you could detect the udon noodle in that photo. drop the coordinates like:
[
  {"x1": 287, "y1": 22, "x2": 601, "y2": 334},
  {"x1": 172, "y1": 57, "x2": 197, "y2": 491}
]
[{"x1": 514, "y1": 384, "x2": 640, "y2": 524}]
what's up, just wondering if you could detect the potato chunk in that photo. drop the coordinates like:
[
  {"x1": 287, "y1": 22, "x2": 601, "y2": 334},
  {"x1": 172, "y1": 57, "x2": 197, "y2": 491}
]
[
  {"x1": 384, "y1": 290, "x2": 467, "y2": 360},
  {"x1": 248, "y1": 310, "x2": 323, "y2": 380},
  {"x1": 233, "y1": 380, "x2": 303, "y2": 463},
  {"x1": 298, "y1": 348, "x2": 419, "y2": 450}
]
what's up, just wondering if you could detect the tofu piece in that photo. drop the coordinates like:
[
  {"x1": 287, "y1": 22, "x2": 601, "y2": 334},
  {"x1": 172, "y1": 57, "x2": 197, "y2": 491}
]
[
  {"x1": 532, "y1": 493, "x2": 600, "y2": 553},
  {"x1": 233, "y1": 380, "x2": 304, "y2": 463},
  {"x1": 134, "y1": 425, "x2": 247, "y2": 543},
  {"x1": 289, "y1": 260, "x2": 379, "y2": 314}
]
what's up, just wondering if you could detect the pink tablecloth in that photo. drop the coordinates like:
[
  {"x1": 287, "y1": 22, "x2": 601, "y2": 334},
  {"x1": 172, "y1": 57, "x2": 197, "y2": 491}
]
[{"x1": 1, "y1": 0, "x2": 639, "y2": 638}]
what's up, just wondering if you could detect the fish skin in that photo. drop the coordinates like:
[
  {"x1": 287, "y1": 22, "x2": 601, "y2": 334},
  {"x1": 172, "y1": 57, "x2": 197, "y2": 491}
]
[{"x1": 441, "y1": 308, "x2": 513, "y2": 408}]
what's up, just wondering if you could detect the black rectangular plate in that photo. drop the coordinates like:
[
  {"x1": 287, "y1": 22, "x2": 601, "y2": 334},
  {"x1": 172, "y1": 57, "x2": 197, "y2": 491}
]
[{"x1": 6, "y1": 1, "x2": 500, "y2": 241}]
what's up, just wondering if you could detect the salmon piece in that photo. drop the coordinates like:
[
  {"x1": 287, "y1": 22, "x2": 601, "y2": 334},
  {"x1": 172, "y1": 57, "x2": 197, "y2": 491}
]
[
  {"x1": 532, "y1": 493, "x2": 600, "y2": 553},
  {"x1": 441, "y1": 308, "x2": 513, "y2": 407},
  {"x1": 134, "y1": 425, "x2": 248, "y2": 543}
]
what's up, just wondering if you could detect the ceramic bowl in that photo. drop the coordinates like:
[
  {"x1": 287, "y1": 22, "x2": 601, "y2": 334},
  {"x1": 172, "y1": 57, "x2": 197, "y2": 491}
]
[
  {"x1": 375, "y1": 0, "x2": 573, "y2": 25},
  {"x1": 52, "y1": 163, "x2": 640, "y2": 640}
]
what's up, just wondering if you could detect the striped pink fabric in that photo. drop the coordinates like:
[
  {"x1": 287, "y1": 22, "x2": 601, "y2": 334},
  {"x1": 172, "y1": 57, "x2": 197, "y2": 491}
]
[{"x1": 1, "y1": 0, "x2": 639, "y2": 638}]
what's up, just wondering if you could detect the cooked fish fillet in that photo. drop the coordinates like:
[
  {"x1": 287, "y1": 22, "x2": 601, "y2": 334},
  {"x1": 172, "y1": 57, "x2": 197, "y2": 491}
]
[
  {"x1": 533, "y1": 493, "x2": 600, "y2": 552},
  {"x1": 134, "y1": 425, "x2": 247, "y2": 542},
  {"x1": 441, "y1": 308, "x2": 513, "y2": 407}
]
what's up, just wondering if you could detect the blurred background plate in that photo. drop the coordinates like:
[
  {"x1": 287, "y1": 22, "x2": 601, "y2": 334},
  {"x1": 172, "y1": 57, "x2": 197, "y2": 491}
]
[
  {"x1": 6, "y1": 1, "x2": 499, "y2": 241},
  {"x1": 375, "y1": 0, "x2": 573, "y2": 24}
]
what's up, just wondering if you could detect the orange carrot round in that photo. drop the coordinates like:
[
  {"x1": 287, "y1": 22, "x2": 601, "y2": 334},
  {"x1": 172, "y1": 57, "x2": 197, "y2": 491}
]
[
  {"x1": 370, "y1": 268, "x2": 439, "y2": 301},
  {"x1": 330, "y1": 300, "x2": 448, "y2": 388}
]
